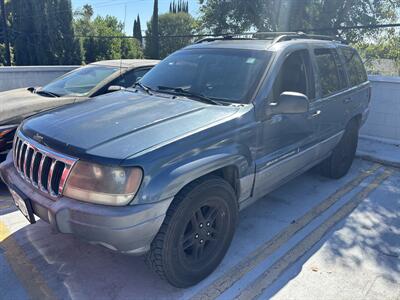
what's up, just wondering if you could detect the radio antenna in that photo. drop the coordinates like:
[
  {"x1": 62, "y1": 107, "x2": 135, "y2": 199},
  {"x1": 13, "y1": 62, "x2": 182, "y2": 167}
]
[{"x1": 120, "y1": 3, "x2": 127, "y2": 75}]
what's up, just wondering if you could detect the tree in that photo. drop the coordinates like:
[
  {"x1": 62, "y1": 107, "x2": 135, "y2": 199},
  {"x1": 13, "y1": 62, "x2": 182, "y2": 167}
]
[
  {"x1": 74, "y1": 8, "x2": 143, "y2": 63},
  {"x1": 133, "y1": 14, "x2": 142, "y2": 45},
  {"x1": 198, "y1": 0, "x2": 400, "y2": 42},
  {"x1": 355, "y1": 31, "x2": 400, "y2": 76},
  {"x1": 296, "y1": 0, "x2": 400, "y2": 42},
  {"x1": 198, "y1": 0, "x2": 276, "y2": 34},
  {"x1": 145, "y1": 12, "x2": 195, "y2": 59},
  {"x1": 0, "y1": 0, "x2": 11, "y2": 65},
  {"x1": 169, "y1": 1, "x2": 189, "y2": 13},
  {"x1": 10, "y1": 0, "x2": 82, "y2": 65},
  {"x1": 150, "y1": 0, "x2": 159, "y2": 59}
]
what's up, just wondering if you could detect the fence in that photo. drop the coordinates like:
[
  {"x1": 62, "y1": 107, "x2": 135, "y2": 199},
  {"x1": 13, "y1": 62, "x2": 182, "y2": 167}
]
[
  {"x1": 0, "y1": 66, "x2": 78, "y2": 92},
  {"x1": 360, "y1": 75, "x2": 400, "y2": 143}
]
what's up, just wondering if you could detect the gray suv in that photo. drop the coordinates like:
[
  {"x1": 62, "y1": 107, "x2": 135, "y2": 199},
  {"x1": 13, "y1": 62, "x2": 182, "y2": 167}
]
[{"x1": 0, "y1": 33, "x2": 370, "y2": 287}]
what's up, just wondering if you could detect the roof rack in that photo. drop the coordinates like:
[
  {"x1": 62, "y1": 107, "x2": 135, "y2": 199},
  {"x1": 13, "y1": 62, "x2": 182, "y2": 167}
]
[
  {"x1": 195, "y1": 31, "x2": 346, "y2": 45},
  {"x1": 266, "y1": 32, "x2": 345, "y2": 44},
  {"x1": 194, "y1": 34, "x2": 255, "y2": 44}
]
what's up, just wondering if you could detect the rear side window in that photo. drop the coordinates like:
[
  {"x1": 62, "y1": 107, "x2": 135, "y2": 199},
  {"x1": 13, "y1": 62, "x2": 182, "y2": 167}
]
[
  {"x1": 341, "y1": 48, "x2": 368, "y2": 86},
  {"x1": 113, "y1": 68, "x2": 151, "y2": 88},
  {"x1": 314, "y1": 48, "x2": 342, "y2": 97}
]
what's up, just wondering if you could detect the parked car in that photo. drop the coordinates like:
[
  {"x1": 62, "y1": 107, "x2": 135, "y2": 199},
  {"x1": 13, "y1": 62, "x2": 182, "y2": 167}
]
[
  {"x1": 0, "y1": 59, "x2": 159, "y2": 160},
  {"x1": 0, "y1": 34, "x2": 370, "y2": 287}
]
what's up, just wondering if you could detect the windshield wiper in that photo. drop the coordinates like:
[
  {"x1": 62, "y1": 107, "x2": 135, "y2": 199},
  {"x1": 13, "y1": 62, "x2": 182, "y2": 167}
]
[
  {"x1": 35, "y1": 89, "x2": 60, "y2": 98},
  {"x1": 133, "y1": 82, "x2": 153, "y2": 95},
  {"x1": 157, "y1": 86, "x2": 221, "y2": 105}
]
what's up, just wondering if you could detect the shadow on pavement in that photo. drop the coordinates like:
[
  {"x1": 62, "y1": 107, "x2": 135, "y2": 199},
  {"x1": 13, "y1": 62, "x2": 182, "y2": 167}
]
[{"x1": 266, "y1": 168, "x2": 400, "y2": 299}]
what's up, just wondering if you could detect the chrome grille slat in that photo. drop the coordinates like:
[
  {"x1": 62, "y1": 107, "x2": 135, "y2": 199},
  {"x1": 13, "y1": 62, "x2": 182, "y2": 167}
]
[
  {"x1": 48, "y1": 160, "x2": 57, "y2": 196},
  {"x1": 29, "y1": 151, "x2": 37, "y2": 183},
  {"x1": 12, "y1": 133, "x2": 77, "y2": 199},
  {"x1": 23, "y1": 144, "x2": 30, "y2": 179},
  {"x1": 16, "y1": 140, "x2": 23, "y2": 170},
  {"x1": 58, "y1": 165, "x2": 72, "y2": 195},
  {"x1": 38, "y1": 155, "x2": 46, "y2": 191},
  {"x1": 20, "y1": 144, "x2": 27, "y2": 174}
]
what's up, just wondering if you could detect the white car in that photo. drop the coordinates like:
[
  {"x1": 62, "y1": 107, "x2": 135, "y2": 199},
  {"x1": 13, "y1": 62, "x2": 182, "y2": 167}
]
[{"x1": 0, "y1": 59, "x2": 159, "y2": 158}]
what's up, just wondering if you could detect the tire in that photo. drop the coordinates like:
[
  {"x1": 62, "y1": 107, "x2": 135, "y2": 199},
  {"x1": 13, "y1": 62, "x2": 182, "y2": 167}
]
[
  {"x1": 145, "y1": 175, "x2": 238, "y2": 288},
  {"x1": 319, "y1": 120, "x2": 359, "y2": 179}
]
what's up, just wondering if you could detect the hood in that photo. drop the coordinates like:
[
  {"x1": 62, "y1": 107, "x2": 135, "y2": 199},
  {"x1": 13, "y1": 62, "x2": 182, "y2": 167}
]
[
  {"x1": 21, "y1": 91, "x2": 241, "y2": 164},
  {"x1": 0, "y1": 88, "x2": 76, "y2": 125}
]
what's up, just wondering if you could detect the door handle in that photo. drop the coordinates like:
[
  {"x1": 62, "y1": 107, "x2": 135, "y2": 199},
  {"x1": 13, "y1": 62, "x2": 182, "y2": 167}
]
[{"x1": 309, "y1": 110, "x2": 321, "y2": 119}]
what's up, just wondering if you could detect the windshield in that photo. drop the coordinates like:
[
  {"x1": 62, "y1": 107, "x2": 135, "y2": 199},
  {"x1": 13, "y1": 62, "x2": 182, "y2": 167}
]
[
  {"x1": 140, "y1": 49, "x2": 271, "y2": 104},
  {"x1": 41, "y1": 65, "x2": 119, "y2": 97}
]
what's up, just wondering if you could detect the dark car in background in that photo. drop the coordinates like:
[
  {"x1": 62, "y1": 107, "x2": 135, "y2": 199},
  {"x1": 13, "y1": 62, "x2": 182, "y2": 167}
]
[
  {"x1": 0, "y1": 59, "x2": 159, "y2": 159},
  {"x1": 0, "y1": 33, "x2": 370, "y2": 287}
]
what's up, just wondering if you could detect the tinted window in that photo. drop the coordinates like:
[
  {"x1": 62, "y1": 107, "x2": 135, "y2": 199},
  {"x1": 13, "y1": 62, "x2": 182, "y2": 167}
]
[
  {"x1": 141, "y1": 49, "x2": 271, "y2": 103},
  {"x1": 332, "y1": 49, "x2": 348, "y2": 89},
  {"x1": 133, "y1": 68, "x2": 150, "y2": 82},
  {"x1": 113, "y1": 68, "x2": 151, "y2": 88},
  {"x1": 314, "y1": 48, "x2": 342, "y2": 97},
  {"x1": 272, "y1": 49, "x2": 315, "y2": 101},
  {"x1": 341, "y1": 48, "x2": 368, "y2": 86},
  {"x1": 42, "y1": 65, "x2": 118, "y2": 97}
]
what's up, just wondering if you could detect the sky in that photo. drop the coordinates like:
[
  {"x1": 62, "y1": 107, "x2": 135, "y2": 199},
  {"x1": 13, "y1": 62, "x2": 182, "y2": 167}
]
[{"x1": 71, "y1": 0, "x2": 200, "y2": 35}]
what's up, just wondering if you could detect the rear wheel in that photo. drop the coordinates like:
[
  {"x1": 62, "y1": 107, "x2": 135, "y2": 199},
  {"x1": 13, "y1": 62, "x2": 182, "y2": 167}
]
[
  {"x1": 145, "y1": 176, "x2": 238, "y2": 288},
  {"x1": 320, "y1": 120, "x2": 359, "y2": 179}
]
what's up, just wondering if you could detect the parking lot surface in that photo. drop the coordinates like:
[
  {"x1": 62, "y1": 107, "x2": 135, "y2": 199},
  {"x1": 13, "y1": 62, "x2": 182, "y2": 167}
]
[{"x1": 1, "y1": 158, "x2": 399, "y2": 300}]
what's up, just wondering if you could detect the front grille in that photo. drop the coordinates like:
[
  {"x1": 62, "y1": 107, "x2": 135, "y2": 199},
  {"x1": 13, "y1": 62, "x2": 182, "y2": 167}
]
[{"x1": 13, "y1": 133, "x2": 77, "y2": 198}]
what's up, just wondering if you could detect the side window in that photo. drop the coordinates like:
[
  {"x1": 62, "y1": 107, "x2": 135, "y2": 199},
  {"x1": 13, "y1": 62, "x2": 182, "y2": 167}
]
[
  {"x1": 134, "y1": 68, "x2": 151, "y2": 82},
  {"x1": 314, "y1": 48, "x2": 342, "y2": 97},
  {"x1": 332, "y1": 49, "x2": 348, "y2": 89},
  {"x1": 114, "y1": 68, "x2": 151, "y2": 88},
  {"x1": 340, "y1": 47, "x2": 368, "y2": 86},
  {"x1": 272, "y1": 49, "x2": 315, "y2": 101}
]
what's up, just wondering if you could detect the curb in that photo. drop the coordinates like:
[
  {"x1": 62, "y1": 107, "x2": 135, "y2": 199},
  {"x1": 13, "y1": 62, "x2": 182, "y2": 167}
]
[{"x1": 356, "y1": 151, "x2": 400, "y2": 169}]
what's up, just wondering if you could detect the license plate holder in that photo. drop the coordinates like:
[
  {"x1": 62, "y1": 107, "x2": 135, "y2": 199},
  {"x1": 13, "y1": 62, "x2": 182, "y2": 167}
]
[{"x1": 10, "y1": 187, "x2": 36, "y2": 224}]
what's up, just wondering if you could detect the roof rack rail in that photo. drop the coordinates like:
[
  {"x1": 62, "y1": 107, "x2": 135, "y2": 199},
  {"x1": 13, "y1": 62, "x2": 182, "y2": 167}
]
[
  {"x1": 194, "y1": 31, "x2": 346, "y2": 45},
  {"x1": 195, "y1": 34, "x2": 254, "y2": 44},
  {"x1": 255, "y1": 31, "x2": 345, "y2": 44}
]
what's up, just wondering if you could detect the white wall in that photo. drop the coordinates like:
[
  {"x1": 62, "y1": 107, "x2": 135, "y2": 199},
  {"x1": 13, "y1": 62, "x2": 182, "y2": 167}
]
[
  {"x1": 0, "y1": 66, "x2": 78, "y2": 92},
  {"x1": 361, "y1": 75, "x2": 400, "y2": 143}
]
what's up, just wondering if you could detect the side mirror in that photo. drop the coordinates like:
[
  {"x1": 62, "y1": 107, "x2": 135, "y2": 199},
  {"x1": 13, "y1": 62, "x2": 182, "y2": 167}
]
[
  {"x1": 270, "y1": 92, "x2": 309, "y2": 114},
  {"x1": 107, "y1": 85, "x2": 125, "y2": 92}
]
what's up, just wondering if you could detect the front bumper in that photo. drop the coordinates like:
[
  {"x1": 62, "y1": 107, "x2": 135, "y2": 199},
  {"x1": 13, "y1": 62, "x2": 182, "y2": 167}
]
[{"x1": 0, "y1": 153, "x2": 172, "y2": 255}]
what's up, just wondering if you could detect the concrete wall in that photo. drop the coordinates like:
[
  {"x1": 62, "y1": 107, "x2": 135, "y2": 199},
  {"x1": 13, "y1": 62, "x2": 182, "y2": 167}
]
[
  {"x1": 361, "y1": 75, "x2": 400, "y2": 144},
  {"x1": 0, "y1": 66, "x2": 79, "y2": 92}
]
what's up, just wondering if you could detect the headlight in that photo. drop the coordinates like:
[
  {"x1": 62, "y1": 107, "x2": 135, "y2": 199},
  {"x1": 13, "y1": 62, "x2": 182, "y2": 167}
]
[
  {"x1": 0, "y1": 124, "x2": 18, "y2": 139},
  {"x1": 64, "y1": 161, "x2": 143, "y2": 206},
  {"x1": 0, "y1": 124, "x2": 18, "y2": 152}
]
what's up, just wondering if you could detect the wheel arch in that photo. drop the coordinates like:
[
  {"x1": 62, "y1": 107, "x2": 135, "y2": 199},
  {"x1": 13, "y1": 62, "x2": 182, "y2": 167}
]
[{"x1": 134, "y1": 147, "x2": 254, "y2": 206}]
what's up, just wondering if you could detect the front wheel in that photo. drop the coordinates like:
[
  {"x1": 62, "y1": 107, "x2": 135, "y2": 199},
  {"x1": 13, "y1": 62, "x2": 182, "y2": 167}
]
[
  {"x1": 145, "y1": 176, "x2": 238, "y2": 287},
  {"x1": 319, "y1": 120, "x2": 359, "y2": 179}
]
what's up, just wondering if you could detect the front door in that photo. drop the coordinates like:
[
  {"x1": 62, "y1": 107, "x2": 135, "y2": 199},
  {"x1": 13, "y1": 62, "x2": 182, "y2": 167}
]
[{"x1": 253, "y1": 48, "x2": 318, "y2": 199}]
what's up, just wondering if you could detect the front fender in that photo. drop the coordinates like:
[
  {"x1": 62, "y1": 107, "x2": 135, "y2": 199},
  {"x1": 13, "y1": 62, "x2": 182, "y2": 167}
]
[{"x1": 133, "y1": 143, "x2": 255, "y2": 205}]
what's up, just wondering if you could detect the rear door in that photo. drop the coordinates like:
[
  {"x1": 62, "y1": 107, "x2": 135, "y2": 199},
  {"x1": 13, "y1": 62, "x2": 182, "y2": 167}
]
[
  {"x1": 338, "y1": 46, "x2": 371, "y2": 123},
  {"x1": 310, "y1": 46, "x2": 350, "y2": 158}
]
